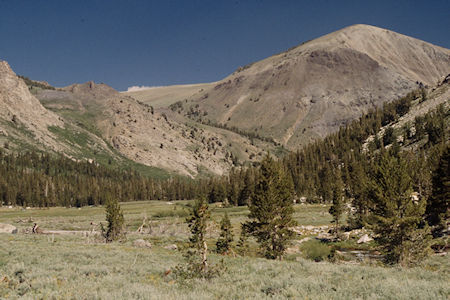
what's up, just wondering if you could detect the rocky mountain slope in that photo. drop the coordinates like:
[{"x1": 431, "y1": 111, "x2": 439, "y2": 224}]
[
  {"x1": 31, "y1": 80, "x2": 281, "y2": 177},
  {"x1": 363, "y1": 74, "x2": 450, "y2": 152},
  {"x1": 148, "y1": 24, "x2": 450, "y2": 149},
  {"x1": 0, "y1": 61, "x2": 124, "y2": 166},
  {"x1": 2, "y1": 24, "x2": 449, "y2": 178},
  {"x1": 0, "y1": 61, "x2": 63, "y2": 150}
]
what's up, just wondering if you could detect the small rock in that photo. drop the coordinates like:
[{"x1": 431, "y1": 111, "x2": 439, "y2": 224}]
[
  {"x1": 164, "y1": 244, "x2": 178, "y2": 250},
  {"x1": 133, "y1": 239, "x2": 152, "y2": 248},
  {"x1": 357, "y1": 234, "x2": 373, "y2": 244},
  {"x1": 0, "y1": 223, "x2": 18, "y2": 234},
  {"x1": 342, "y1": 232, "x2": 351, "y2": 240},
  {"x1": 317, "y1": 232, "x2": 333, "y2": 240},
  {"x1": 285, "y1": 247, "x2": 298, "y2": 254}
]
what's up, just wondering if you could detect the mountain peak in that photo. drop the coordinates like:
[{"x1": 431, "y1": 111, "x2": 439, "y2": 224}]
[
  {"x1": 180, "y1": 25, "x2": 450, "y2": 148},
  {"x1": 62, "y1": 81, "x2": 118, "y2": 100}
]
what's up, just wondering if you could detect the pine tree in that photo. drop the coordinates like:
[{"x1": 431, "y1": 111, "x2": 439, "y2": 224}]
[
  {"x1": 319, "y1": 164, "x2": 334, "y2": 203},
  {"x1": 348, "y1": 158, "x2": 370, "y2": 228},
  {"x1": 426, "y1": 145, "x2": 450, "y2": 237},
  {"x1": 383, "y1": 127, "x2": 396, "y2": 146},
  {"x1": 329, "y1": 172, "x2": 344, "y2": 235},
  {"x1": 216, "y1": 212, "x2": 233, "y2": 254},
  {"x1": 368, "y1": 151, "x2": 431, "y2": 266},
  {"x1": 102, "y1": 194, "x2": 125, "y2": 242},
  {"x1": 238, "y1": 171, "x2": 253, "y2": 206},
  {"x1": 187, "y1": 196, "x2": 210, "y2": 271},
  {"x1": 245, "y1": 154, "x2": 296, "y2": 259},
  {"x1": 236, "y1": 224, "x2": 250, "y2": 256}
]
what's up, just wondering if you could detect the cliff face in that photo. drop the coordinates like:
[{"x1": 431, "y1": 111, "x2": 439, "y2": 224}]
[{"x1": 0, "y1": 60, "x2": 63, "y2": 149}]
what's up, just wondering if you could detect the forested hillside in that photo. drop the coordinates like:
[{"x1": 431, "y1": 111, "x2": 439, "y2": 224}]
[
  {"x1": 0, "y1": 151, "x2": 211, "y2": 207},
  {"x1": 2, "y1": 78, "x2": 448, "y2": 210},
  {"x1": 207, "y1": 81, "x2": 449, "y2": 207}
]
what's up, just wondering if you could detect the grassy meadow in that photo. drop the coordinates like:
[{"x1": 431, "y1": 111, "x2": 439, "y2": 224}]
[{"x1": 0, "y1": 201, "x2": 449, "y2": 299}]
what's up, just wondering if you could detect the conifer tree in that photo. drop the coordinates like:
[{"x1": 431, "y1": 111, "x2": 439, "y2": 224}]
[
  {"x1": 348, "y1": 157, "x2": 370, "y2": 228},
  {"x1": 368, "y1": 151, "x2": 431, "y2": 266},
  {"x1": 103, "y1": 194, "x2": 125, "y2": 242},
  {"x1": 426, "y1": 145, "x2": 450, "y2": 237},
  {"x1": 238, "y1": 172, "x2": 253, "y2": 206},
  {"x1": 216, "y1": 212, "x2": 233, "y2": 254},
  {"x1": 383, "y1": 127, "x2": 396, "y2": 146},
  {"x1": 236, "y1": 224, "x2": 250, "y2": 256},
  {"x1": 329, "y1": 172, "x2": 345, "y2": 235},
  {"x1": 246, "y1": 154, "x2": 296, "y2": 259},
  {"x1": 319, "y1": 164, "x2": 334, "y2": 203},
  {"x1": 174, "y1": 196, "x2": 222, "y2": 280},
  {"x1": 187, "y1": 196, "x2": 210, "y2": 271}
]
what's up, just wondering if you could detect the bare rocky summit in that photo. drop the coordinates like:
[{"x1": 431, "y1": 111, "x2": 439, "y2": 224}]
[
  {"x1": 62, "y1": 81, "x2": 119, "y2": 100},
  {"x1": 174, "y1": 24, "x2": 450, "y2": 148}
]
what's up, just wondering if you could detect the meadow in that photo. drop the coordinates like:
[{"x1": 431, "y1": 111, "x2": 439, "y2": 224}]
[{"x1": 0, "y1": 201, "x2": 449, "y2": 299}]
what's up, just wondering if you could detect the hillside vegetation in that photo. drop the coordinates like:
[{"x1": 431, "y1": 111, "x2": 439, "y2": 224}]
[{"x1": 1, "y1": 202, "x2": 449, "y2": 299}]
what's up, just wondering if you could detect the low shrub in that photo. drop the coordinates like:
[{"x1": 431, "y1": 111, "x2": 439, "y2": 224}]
[
  {"x1": 152, "y1": 210, "x2": 189, "y2": 219},
  {"x1": 300, "y1": 239, "x2": 331, "y2": 262}
]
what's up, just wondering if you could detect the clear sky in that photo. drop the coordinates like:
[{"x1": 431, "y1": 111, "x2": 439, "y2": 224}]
[{"x1": 1, "y1": 0, "x2": 449, "y2": 91}]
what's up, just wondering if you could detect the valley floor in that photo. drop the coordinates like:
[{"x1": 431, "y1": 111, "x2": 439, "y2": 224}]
[{"x1": 0, "y1": 202, "x2": 449, "y2": 299}]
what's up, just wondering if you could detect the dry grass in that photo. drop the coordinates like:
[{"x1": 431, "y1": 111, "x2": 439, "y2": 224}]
[{"x1": 0, "y1": 202, "x2": 449, "y2": 299}]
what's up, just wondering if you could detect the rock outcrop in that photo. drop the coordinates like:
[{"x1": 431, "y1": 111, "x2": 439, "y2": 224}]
[
  {"x1": 0, "y1": 223, "x2": 18, "y2": 234},
  {"x1": 0, "y1": 60, "x2": 63, "y2": 149}
]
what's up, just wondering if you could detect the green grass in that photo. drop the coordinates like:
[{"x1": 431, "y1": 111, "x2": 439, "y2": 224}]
[
  {"x1": 48, "y1": 125, "x2": 91, "y2": 148},
  {"x1": 0, "y1": 202, "x2": 448, "y2": 299},
  {"x1": 293, "y1": 204, "x2": 333, "y2": 226},
  {"x1": 55, "y1": 109, "x2": 103, "y2": 138},
  {"x1": 0, "y1": 202, "x2": 333, "y2": 234}
]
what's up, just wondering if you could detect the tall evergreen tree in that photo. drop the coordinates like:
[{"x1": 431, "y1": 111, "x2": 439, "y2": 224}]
[
  {"x1": 368, "y1": 151, "x2": 431, "y2": 266},
  {"x1": 348, "y1": 157, "x2": 370, "y2": 228},
  {"x1": 329, "y1": 172, "x2": 345, "y2": 235},
  {"x1": 236, "y1": 223, "x2": 250, "y2": 256},
  {"x1": 216, "y1": 212, "x2": 233, "y2": 254},
  {"x1": 426, "y1": 145, "x2": 450, "y2": 237},
  {"x1": 238, "y1": 172, "x2": 253, "y2": 206},
  {"x1": 318, "y1": 164, "x2": 334, "y2": 203},
  {"x1": 102, "y1": 194, "x2": 125, "y2": 242},
  {"x1": 245, "y1": 154, "x2": 296, "y2": 259},
  {"x1": 187, "y1": 196, "x2": 210, "y2": 271}
]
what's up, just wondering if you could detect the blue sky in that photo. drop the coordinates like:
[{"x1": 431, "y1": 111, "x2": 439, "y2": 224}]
[{"x1": 1, "y1": 0, "x2": 449, "y2": 91}]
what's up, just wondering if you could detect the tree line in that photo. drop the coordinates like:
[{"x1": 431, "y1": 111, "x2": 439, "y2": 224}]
[{"x1": 0, "y1": 151, "x2": 214, "y2": 207}]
